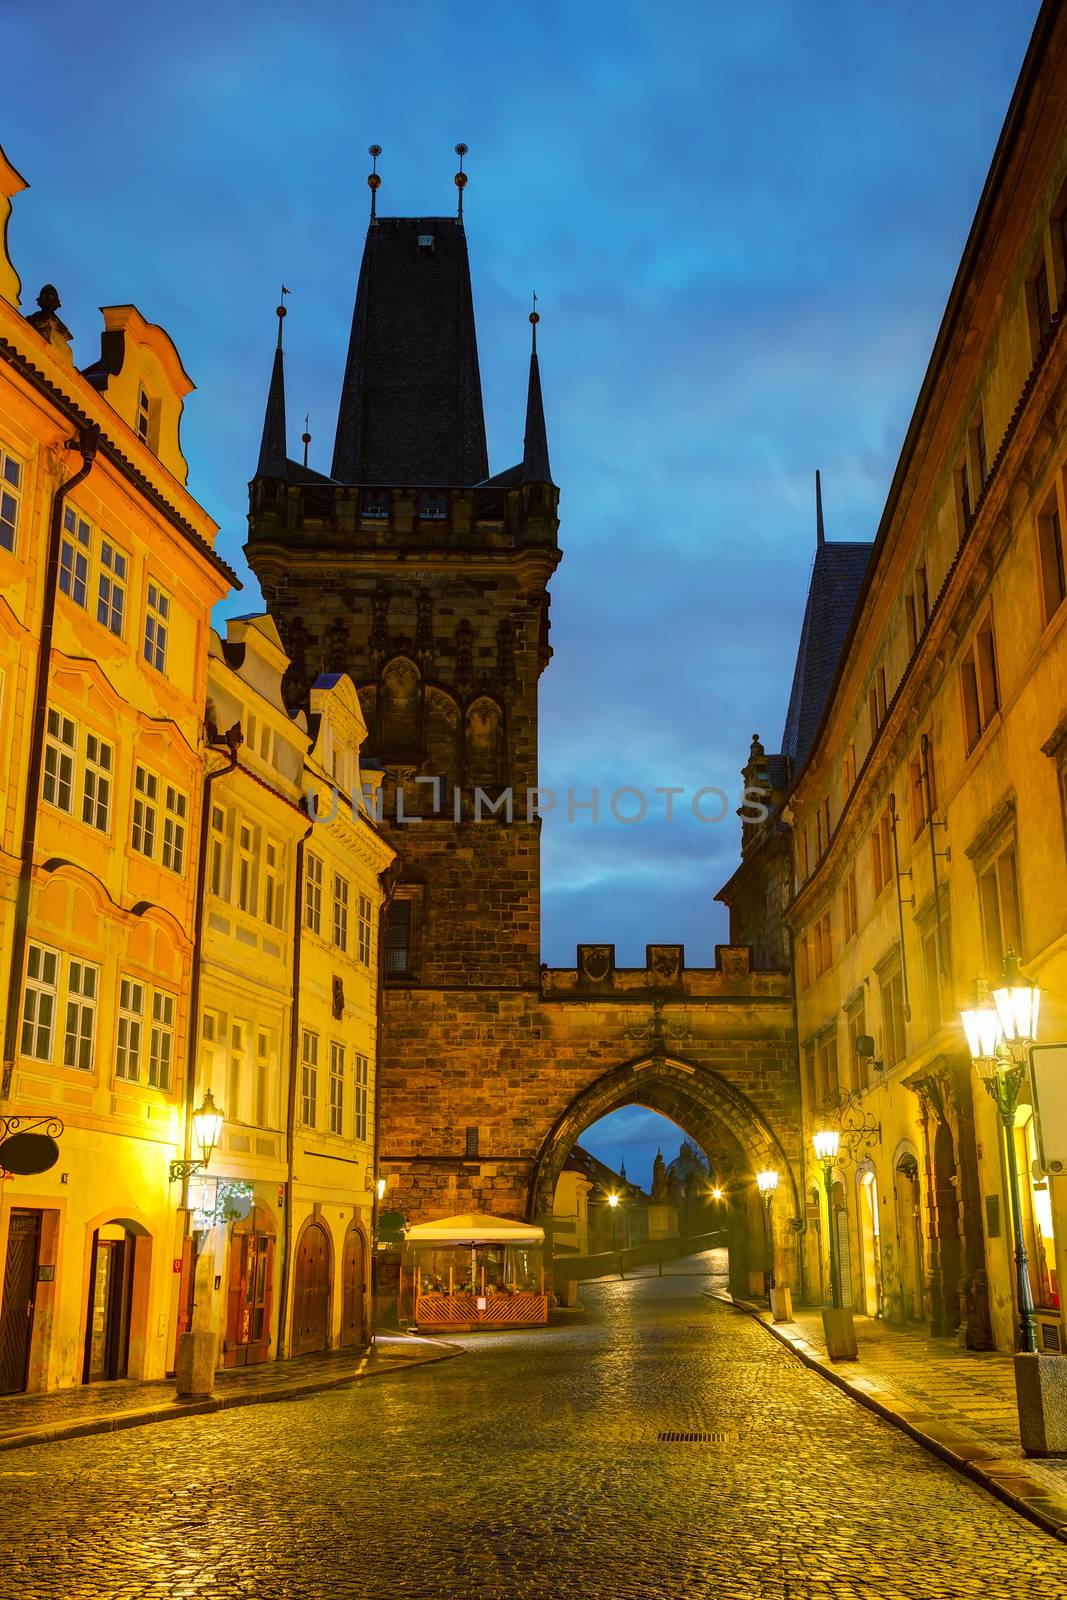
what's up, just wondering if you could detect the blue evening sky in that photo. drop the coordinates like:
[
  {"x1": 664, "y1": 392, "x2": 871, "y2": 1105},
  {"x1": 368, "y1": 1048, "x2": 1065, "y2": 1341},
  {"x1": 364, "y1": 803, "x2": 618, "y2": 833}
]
[{"x1": 4, "y1": 1, "x2": 1040, "y2": 1188}]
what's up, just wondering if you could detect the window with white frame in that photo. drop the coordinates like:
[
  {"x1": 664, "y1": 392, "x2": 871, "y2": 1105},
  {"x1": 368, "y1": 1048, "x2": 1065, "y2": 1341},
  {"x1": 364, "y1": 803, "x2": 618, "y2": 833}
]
[
  {"x1": 305, "y1": 852, "x2": 323, "y2": 934},
  {"x1": 237, "y1": 821, "x2": 257, "y2": 914},
  {"x1": 255, "y1": 1029, "x2": 271, "y2": 1127},
  {"x1": 209, "y1": 803, "x2": 229, "y2": 896},
  {"x1": 301, "y1": 1030, "x2": 319, "y2": 1126},
  {"x1": 333, "y1": 873, "x2": 349, "y2": 950},
  {"x1": 357, "y1": 893, "x2": 372, "y2": 965},
  {"x1": 59, "y1": 506, "x2": 91, "y2": 607},
  {"x1": 97, "y1": 539, "x2": 128, "y2": 637},
  {"x1": 354, "y1": 1052, "x2": 369, "y2": 1142},
  {"x1": 132, "y1": 765, "x2": 159, "y2": 857},
  {"x1": 116, "y1": 977, "x2": 144, "y2": 1081},
  {"x1": 64, "y1": 958, "x2": 98, "y2": 1070},
  {"x1": 82, "y1": 733, "x2": 113, "y2": 833},
  {"x1": 149, "y1": 991, "x2": 175, "y2": 1090},
  {"x1": 162, "y1": 784, "x2": 187, "y2": 874},
  {"x1": 264, "y1": 839, "x2": 284, "y2": 928},
  {"x1": 329, "y1": 1041, "x2": 345, "y2": 1135},
  {"x1": 21, "y1": 943, "x2": 59, "y2": 1061},
  {"x1": 42, "y1": 709, "x2": 76, "y2": 812},
  {"x1": 0, "y1": 443, "x2": 24, "y2": 553},
  {"x1": 228, "y1": 1020, "x2": 245, "y2": 1121},
  {"x1": 143, "y1": 581, "x2": 170, "y2": 673}
]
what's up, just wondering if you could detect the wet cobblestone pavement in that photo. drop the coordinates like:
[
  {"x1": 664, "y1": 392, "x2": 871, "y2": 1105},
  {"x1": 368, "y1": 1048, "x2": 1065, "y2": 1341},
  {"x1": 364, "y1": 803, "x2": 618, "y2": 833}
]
[{"x1": 3, "y1": 1258, "x2": 1067, "y2": 1600}]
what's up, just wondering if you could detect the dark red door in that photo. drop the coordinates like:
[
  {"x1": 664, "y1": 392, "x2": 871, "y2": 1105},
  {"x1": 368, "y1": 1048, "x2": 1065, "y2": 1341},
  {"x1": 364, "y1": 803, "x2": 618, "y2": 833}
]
[
  {"x1": 0, "y1": 1211, "x2": 41, "y2": 1395},
  {"x1": 291, "y1": 1223, "x2": 330, "y2": 1355},
  {"x1": 341, "y1": 1227, "x2": 366, "y2": 1347},
  {"x1": 225, "y1": 1230, "x2": 274, "y2": 1367}
]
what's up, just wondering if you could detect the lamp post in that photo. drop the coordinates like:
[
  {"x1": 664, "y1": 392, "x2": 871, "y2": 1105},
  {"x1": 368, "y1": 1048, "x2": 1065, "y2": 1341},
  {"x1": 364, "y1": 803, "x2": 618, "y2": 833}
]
[
  {"x1": 755, "y1": 1169, "x2": 778, "y2": 1294},
  {"x1": 961, "y1": 958, "x2": 1038, "y2": 1355},
  {"x1": 812, "y1": 1129, "x2": 841, "y2": 1309},
  {"x1": 169, "y1": 1088, "x2": 224, "y2": 1184}
]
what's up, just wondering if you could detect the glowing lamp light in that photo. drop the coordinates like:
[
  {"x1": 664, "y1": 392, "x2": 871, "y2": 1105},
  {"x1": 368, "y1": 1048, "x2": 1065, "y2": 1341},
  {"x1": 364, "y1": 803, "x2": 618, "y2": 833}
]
[
  {"x1": 991, "y1": 950, "x2": 1040, "y2": 1047},
  {"x1": 812, "y1": 1129, "x2": 839, "y2": 1164},
  {"x1": 755, "y1": 1170, "x2": 779, "y2": 1195},
  {"x1": 607, "y1": 1192, "x2": 620, "y2": 1209},
  {"x1": 961, "y1": 977, "x2": 1003, "y2": 1068},
  {"x1": 711, "y1": 1187, "x2": 724, "y2": 1202},
  {"x1": 191, "y1": 1088, "x2": 224, "y2": 1168},
  {"x1": 377, "y1": 1177, "x2": 387, "y2": 1201}
]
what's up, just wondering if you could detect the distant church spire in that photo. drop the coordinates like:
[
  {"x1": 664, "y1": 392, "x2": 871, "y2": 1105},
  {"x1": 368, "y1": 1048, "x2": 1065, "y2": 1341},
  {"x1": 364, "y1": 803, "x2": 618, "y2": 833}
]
[
  {"x1": 256, "y1": 291, "x2": 289, "y2": 479},
  {"x1": 521, "y1": 302, "x2": 552, "y2": 484},
  {"x1": 368, "y1": 145, "x2": 382, "y2": 223},
  {"x1": 454, "y1": 143, "x2": 468, "y2": 221},
  {"x1": 816, "y1": 467, "x2": 825, "y2": 547}
]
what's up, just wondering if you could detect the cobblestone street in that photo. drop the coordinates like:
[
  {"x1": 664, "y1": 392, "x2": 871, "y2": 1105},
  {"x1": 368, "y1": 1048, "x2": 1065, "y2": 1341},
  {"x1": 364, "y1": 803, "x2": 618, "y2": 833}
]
[{"x1": 3, "y1": 1259, "x2": 1066, "y2": 1600}]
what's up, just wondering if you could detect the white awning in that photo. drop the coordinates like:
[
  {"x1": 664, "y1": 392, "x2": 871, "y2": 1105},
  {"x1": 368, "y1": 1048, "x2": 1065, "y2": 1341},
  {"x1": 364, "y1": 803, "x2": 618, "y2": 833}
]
[{"x1": 404, "y1": 1211, "x2": 545, "y2": 1245}]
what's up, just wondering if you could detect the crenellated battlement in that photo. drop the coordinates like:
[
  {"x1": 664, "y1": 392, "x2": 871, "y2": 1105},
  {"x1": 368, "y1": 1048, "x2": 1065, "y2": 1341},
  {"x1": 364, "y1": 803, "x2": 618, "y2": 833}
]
[{"x1": 541, "y1": 942, "x2": 791, "y2": 1000}]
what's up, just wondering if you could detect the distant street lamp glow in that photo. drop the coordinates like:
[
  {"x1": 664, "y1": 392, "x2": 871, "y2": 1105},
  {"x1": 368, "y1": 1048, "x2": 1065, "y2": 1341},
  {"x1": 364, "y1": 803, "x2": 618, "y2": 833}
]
[
  {"x1": 755, "y1": 1169, "x2": 779, "y2": 1195},
  {"x1": 711, "y1": 1187, "x2": 724, "y2": 1202},
  {"x1": 607, "y1": 1192, "x2": 620, "y2": 1208}
]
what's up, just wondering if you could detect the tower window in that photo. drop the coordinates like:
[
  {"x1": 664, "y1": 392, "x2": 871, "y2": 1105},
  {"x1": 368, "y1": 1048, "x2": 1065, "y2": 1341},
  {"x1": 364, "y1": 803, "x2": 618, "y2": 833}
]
[
  {"x1": 417, "y1": 234, "x2": 435, "y2": 250},
  {"x1": 418, "y1": 492, "x2": 447, "y2": 520},
  {"x1": 361, "y1": 492, "x2": 389, "y2": 521},
  {"x1": 137, "y1": 386, "x2": 152, "y2": 443}
]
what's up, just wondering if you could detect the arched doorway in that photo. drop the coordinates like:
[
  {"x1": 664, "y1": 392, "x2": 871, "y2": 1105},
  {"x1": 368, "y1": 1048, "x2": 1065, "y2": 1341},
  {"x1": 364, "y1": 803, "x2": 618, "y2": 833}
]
[
  {"x1": 83, "y1": 1223, "x2": 137, "y2": 1382},
  {"x1": 225, "y1": 1205, "x2": 276, "y2": 1367},
  {"x1": 291, "y1": 1219, "x2": 332, "y2": 1356},
  {"x1": 340, "y1": 1222, "x2": 368, "y2": 1348},
  {"x1": 933, "y1": 1120, "x2": 961, "y2": 1334},
  {"x1": 894, "y1": 1147, "x2": 925, "y2": 1322},
  {"x1": 527, "y1": 1055, "x2": 801, "y2": 1297},
  {"x1": 857, "y1": 1167, "x2": 882, "y2": 1317}
]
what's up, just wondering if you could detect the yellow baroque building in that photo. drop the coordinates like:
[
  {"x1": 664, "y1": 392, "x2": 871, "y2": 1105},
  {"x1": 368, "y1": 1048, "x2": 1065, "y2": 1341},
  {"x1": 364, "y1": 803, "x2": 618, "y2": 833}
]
[
  {"x1": 189, "y1": 615, "x2": 393, "y2": 1369},
  {"x1": 730, "y1": 8, "x2": 1067, "y2": 1356},
  {"x1": 0, "y1": 146, "x2": 236, "y2": 1390}
]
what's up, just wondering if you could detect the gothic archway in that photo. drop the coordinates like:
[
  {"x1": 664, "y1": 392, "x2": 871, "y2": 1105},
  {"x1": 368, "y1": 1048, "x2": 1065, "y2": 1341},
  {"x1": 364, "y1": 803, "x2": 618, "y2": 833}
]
[{"x1": 527, "y1": 1054, "x2": 802, "y2": 1231}]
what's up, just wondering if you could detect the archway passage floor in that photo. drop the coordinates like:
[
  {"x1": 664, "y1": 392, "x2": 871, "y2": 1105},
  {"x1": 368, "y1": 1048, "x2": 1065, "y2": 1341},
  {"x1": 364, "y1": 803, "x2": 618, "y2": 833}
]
[{"x1": 3, "y1": 1258, "x2": 1066, "y2": 1600}]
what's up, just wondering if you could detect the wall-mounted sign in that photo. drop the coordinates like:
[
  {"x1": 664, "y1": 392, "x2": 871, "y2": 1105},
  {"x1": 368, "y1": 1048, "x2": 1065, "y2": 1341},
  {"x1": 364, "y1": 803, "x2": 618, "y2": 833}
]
[{"x1": 0, "y1": 1131, "x2": 59, "y2": 1175}]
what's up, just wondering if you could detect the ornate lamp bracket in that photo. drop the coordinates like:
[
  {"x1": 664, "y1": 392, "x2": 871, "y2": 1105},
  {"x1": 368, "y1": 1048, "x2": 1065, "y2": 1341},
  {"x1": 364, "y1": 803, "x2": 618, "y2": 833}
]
[{"x1": 814, "y1": 1090, "x2": 881, "y2": 1165}]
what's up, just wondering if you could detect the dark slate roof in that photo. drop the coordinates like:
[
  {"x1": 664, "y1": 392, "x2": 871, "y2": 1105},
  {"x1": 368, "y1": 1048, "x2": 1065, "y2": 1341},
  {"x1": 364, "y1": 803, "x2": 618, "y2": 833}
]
[
  {"x1": 331, "y1": 216, "x2": 489, "y2": 487},
  {"x1": 563, "y1": 1144, "x2": 650, "y2": 1201},
  {"x1": 781, "y1": 540, "x2": 872, "y2": 770},
  {"x1": 521, "y1": 350, "x2": 553, "y2": 484},
  {"x1": 256, "y1": 345, "x2": 288, "y2": 479}
]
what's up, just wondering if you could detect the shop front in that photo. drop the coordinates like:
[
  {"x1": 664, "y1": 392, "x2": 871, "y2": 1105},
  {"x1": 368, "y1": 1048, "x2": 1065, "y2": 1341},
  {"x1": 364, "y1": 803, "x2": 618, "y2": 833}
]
[{"x1": 405, "y1": 1213, "x2": 548, "y2": 1330}]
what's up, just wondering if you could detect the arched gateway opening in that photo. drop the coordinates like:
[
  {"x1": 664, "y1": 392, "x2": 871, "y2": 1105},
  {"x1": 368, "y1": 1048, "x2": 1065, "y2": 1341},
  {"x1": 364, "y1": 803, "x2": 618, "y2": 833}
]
[{"x1": 528, "y1": 1056, "x2": 802, "y2": 1298}]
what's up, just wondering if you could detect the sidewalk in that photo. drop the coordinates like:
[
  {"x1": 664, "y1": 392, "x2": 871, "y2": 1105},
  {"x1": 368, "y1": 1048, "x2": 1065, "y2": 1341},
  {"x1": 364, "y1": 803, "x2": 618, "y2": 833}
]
[
  {"x1": 0, "y1": 1333, "x2": 460, "y2": 1453},
  {"x1": 720, "y1": 1294, "x2": 1067, "y2": 1541}
]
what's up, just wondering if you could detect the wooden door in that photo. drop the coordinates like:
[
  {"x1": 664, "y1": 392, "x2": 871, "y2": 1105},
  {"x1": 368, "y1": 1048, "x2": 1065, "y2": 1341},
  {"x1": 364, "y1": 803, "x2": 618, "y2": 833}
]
[
  {"x1": 83, "y1": 1231, "x2": 133, "y2": 1382},
  {"x1": 291, "y1": 1222, "x2": 330, "y2": 1355},
  {"x1": 340, "y1": 1226, "x2": 366, "y2": 1347},
  {"x1": 0, "y1": 1211, "x2": 40, "y2": 1395},
  {"x1": 225, "y1": 1230, "x2": 274, "y2": 1367}
]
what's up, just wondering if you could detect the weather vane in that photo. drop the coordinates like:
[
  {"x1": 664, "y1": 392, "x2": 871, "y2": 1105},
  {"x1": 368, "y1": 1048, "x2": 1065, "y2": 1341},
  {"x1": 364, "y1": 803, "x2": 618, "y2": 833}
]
[
  {"x1": 455, "y1": 143, "x2": 468, "y2": 219},
  {"x1": 368, "y1": 144, "x2": 382, "y2": 221}
]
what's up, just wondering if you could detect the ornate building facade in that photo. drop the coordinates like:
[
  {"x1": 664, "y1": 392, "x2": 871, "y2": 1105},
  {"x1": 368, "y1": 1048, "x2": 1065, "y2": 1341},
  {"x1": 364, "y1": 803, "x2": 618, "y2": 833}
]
[{"x1": 723, "y1": 2, "x2": 1067, "y2": 1355}]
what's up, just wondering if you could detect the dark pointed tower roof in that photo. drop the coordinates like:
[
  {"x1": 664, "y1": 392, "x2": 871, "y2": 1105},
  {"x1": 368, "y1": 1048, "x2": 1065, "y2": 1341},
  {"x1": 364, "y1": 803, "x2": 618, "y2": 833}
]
[
  {"x1": 521, "y1": 311, "x2": 553, "y2": 484},
  {"x1": 781, "y1": 473, "x2": 872, "y2": 769},
  {"x1": 257, "y1": 300, "x2": 288, "y2": 479},
  {"x1": 331, "y1": 216, "x2": 489, "y2": 486}
]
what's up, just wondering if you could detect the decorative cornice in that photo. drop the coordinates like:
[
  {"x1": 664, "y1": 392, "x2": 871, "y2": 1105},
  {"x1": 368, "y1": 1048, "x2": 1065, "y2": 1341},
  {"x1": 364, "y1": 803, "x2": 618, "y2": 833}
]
[{"x1": 963, "y1": 790, "x2": 1016, "y2": 862}]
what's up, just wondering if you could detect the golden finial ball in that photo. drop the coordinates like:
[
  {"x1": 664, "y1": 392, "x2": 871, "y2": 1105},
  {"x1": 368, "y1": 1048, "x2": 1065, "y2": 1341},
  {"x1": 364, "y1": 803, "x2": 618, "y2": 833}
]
[
  {"x1": 368, "y1": 174, "x2": 382, "y2": 191},
  {"x1": 530, "y1": 311, "x2": 540, "y2": 325},
  {"x1": 455, "y1": 172, "x2": 468, "y2": 189}
]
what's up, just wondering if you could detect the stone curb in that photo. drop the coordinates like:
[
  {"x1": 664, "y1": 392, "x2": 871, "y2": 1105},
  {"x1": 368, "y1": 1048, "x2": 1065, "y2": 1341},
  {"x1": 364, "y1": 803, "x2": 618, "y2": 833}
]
[
  {"x1": 0, "y1": 1338, "x2": 462, "y2": 1455},
  {"x1": 705, "y1": 1290, "x2": 1067, "y2": 1545}
]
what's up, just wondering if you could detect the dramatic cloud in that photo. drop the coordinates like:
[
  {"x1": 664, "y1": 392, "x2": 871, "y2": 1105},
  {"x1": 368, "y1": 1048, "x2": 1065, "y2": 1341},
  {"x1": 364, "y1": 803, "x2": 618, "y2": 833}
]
[{"x1": 6, "y1": 0, "x2": 1038, "y2": 974}]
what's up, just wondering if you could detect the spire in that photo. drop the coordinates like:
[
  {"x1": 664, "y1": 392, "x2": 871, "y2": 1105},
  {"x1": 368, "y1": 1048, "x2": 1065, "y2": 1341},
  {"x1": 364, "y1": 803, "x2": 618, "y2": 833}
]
[
  {"x1": 331, "y1": 213, "x2": 488, "y2": 485},
  {"x1": 521, "y1": 303, "x2": 552, "y2": 484},
  {"x1": 454, "y1": 143, "x2": 468, "y2": 221},
  {"x1": 816, "y1": 467, "x2": 825, "y2": 547},
  {"x1": 256, "y1": 291, "x2": 289, "y2": 479},
  {"x1": 368, "y1": 144, "x2": 382, "y2": 223}
]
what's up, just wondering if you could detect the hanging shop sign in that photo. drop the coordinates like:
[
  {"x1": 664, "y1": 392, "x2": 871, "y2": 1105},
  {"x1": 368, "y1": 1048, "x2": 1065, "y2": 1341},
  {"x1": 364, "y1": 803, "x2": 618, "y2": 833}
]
[{"x1": 0, "y1": 1116, "x2": 63, "y2": 1176}]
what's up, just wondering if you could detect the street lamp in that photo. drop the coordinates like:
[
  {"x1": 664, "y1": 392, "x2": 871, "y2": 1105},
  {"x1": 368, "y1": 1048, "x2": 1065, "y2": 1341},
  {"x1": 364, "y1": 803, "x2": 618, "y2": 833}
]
[
  {"x1": 169, "y1": 1088, "x2": 224, "y2": 1183},
  {"x1": 755, "y1": 1169, "x2": 778, "y2": 1293},
  {"x1": 960, "y1": 957, "x2": 1039, "y2": 1354},
  {"x1": 812, "y1": 1129, "x2": 842, "y2": 1309}
]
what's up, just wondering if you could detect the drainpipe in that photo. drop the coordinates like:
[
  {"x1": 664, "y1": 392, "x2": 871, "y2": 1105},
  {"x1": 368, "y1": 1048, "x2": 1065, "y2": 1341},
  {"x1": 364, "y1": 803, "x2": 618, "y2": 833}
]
[
  {"x1": 276, "y1": 810, "x2": 313, "y2": 1361},
  {"x1": 3, "y1": 427, "x2": 98, "y2": 1099},
  {"x1": 179, "y1": 726, "x2": 243, "y2": 1215},
  {"x1": 370, "y1": 860, "x2": 400, "y2": 1345}
]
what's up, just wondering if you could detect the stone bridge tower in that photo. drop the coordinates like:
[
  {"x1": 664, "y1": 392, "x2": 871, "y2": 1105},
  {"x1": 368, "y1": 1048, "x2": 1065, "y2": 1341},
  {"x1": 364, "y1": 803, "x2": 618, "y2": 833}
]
[{"x1": 246, "y1": 167, "x2": 802, "y2": 1302}]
